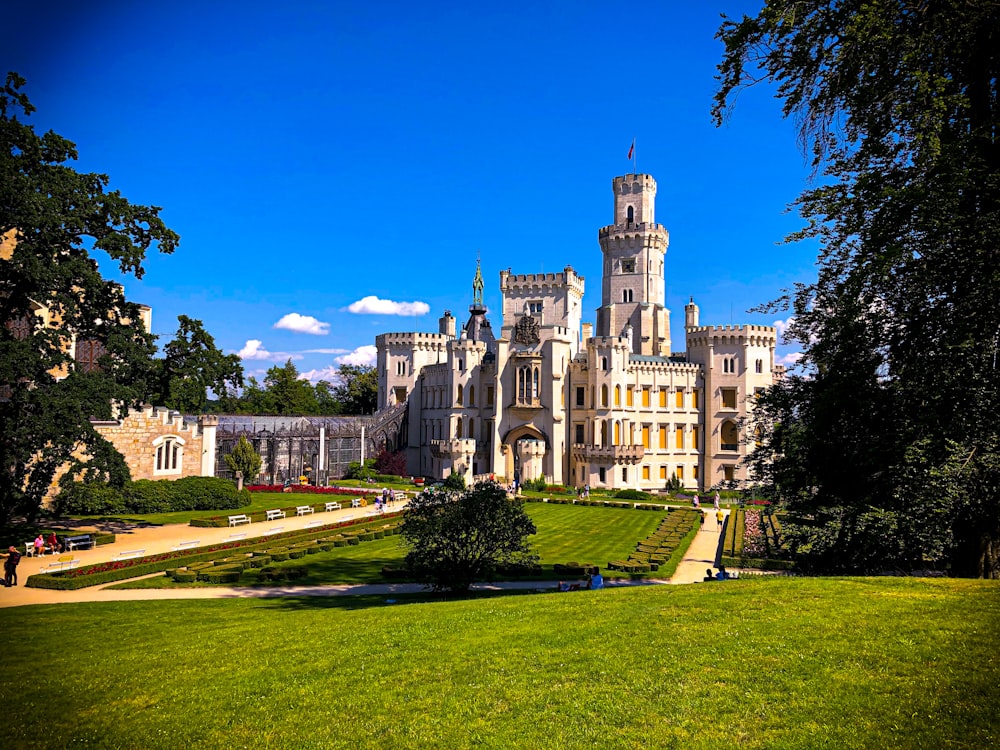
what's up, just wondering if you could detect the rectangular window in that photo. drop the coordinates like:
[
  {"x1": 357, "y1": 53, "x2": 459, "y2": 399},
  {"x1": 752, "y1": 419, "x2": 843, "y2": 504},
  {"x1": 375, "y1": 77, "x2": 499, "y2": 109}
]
[
  {"x1": 642, "y1": 465, "x2": 650, "y2": 480},
  {"x1": 626, "y1": 387, "x2": 634, "y2": 407},
  {"x1": 642, "y1": 426, "x2": 650, "y2": 448},
  {"x1": 692, "y1": 390, "x2": 699, "y2": 409},
  {"x1": 722, "y1": 388, "x2": 737, "y2": 409},
  {"x1": 675, "y1": 426, "x2": 684, "y2": 449},
  {"x1": 575, "y1": 423, "x2": 585, "y2": 444},
  {"x1": 659, "y1": 388, "x2": 667, "y2": 408},
  {"x1": 675, "y1": 388, "x2": 684, "y2": 408},
  {"x1": 576, "y1": 386, "x2": 585, "y2": 407},
  {"x1": 658, "y1": 424, "x2": 667, "y2": 449},
  {"x1": 642, "y1": 387, "x2": 650, "y2": 407}
]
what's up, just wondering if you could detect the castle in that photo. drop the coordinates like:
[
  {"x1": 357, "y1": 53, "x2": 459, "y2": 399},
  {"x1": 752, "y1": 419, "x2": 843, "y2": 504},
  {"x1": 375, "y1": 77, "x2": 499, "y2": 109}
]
[{"x1": 376, "y1": 173, "x2": 783, "y2": 492}]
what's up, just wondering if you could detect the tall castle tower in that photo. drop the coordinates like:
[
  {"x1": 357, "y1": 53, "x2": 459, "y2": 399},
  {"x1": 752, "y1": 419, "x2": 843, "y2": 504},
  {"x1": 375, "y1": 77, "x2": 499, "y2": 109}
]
[{"x1": 595, "y1": 174, "x2": 671, "y2": 356}]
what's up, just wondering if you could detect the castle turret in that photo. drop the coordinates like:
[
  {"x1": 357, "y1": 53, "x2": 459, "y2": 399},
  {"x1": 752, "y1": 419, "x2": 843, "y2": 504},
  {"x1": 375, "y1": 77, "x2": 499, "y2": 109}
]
[{"x1": 596, "y1": 174, "x2": 671, "y2": 357}]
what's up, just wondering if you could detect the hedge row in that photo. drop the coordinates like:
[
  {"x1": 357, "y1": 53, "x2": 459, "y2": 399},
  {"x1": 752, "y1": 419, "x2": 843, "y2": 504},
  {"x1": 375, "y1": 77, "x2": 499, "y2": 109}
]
[
  {"x1": 26, "y1": 514, "x2": 402, "y2": 590},
  {"x1": 56, "y1": 477, "x2": 250, "y2": 515},
  {"x1": 607, "y1": 507, "x2": 702, "y2": 574}
]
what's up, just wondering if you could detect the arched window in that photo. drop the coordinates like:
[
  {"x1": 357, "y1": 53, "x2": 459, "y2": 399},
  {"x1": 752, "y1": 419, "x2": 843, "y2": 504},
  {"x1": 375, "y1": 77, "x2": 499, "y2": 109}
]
[
  {"x1": 153, "y1": 435, "x2": 184, "y2": 475},
  {"x1": 721, "y1": 421, "x2": 739, "y2": 452},
  {"x1": 601, "y1": 384, "x2": 609, "y2": 408}
]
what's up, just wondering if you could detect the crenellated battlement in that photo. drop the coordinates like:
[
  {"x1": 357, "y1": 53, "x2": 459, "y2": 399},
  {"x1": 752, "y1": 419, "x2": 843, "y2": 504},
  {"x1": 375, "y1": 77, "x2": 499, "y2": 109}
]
[
  {"x1": 499, "y1": 266, "x2": 585, "y2": 295},
  {"x1": 377, "y1": 332, "x2": 452, "y2": 348}
]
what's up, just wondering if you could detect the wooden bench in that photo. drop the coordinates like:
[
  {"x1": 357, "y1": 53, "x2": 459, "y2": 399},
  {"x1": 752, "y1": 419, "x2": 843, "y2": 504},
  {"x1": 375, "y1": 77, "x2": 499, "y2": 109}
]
[
  {"x1": 172, "y1": 540, "x2": 201, "y2": 552},
  {"x1": 114, "y1": 549, "x2": 145, "y2": 561},
  {"x1": 263, "y1": 526, "x2": 285, "y2": 536},
  {"x1": 64, "y1": 534, "x2": 94, "y2": 551},
  {"x1": 265, "y1": 509, "x2": 286, "y2": 521},
  {"x1": 228, "y1": 514, "x2": 252, "y2": 527},
  {"x1": 41, "y1": 556, "x2": 79, "y2": 573},
  {"x1": 295, "y1": 505, "x2": 314, "y2": 516},
  {"x1": 324, "y1": 501, "x2": 342, "y2": 512}
]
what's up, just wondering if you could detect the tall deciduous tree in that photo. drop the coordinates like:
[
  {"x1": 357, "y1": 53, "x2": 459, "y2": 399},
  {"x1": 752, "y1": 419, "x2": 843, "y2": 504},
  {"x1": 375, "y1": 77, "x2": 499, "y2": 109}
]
[
  {"x1": 401, "y1": 481, "x2": 538, "y2": 593},
  {"x1": 155, "y1": 315, "x2": 243, "y2": 413},
  {"x1": 333, "y1": 364, "x2": 377, "y2": 415},
  {"x1": 0, "y1": 73, "x2": 179, "y2": 524},
  {"x1": 715, "y1": 2, "x2": 1000, "y2": 576}
]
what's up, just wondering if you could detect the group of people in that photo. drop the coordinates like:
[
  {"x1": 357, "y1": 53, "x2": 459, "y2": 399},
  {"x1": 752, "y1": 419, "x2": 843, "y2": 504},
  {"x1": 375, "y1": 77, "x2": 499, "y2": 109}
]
[
  {"x1": 704, "y1": 565, "x2": 733, "y2": 581},
  {"x1": 31, "y1": 532, "x2": 61, "y2": 556},
  {"x1": 558, "y1": 566, "x2": 604, "y2": 592},
  {"x1": 375, "y1": 487, "x2": 397, "y2": 512}
]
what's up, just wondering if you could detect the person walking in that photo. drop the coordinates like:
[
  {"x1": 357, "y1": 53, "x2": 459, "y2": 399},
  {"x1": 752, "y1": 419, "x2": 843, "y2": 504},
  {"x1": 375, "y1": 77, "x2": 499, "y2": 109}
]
[{"x1": 4, "y1": 546, "x2": 22, "y2": 587}]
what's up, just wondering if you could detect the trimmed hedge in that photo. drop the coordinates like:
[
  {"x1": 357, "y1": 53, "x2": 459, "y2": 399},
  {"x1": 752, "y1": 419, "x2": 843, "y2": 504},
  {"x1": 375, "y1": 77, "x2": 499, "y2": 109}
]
[{"x1": 57, "y1": 476, "x2": 250, "y2": 515}]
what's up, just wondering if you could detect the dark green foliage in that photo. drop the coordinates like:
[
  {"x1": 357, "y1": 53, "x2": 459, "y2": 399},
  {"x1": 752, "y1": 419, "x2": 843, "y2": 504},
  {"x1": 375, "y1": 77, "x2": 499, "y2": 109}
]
[
  {"x1": 154, "y1": 315, "x2": 243, "y2": 413},
  {"x1": 0, "y1": 73, "x2": 179, "y2": 524},
  {"x1": 443, "y1": 472, "x2": 466, "y2": 491},
  {"x1": 715, "y1": 2, "x2": 1000, "y2": 577},
  {"x1": 401, "y1": 480, "x2": 538, "y2": 593},
  {"x1": 55, "y1": 476, "x2": 248, "y2": 515}
]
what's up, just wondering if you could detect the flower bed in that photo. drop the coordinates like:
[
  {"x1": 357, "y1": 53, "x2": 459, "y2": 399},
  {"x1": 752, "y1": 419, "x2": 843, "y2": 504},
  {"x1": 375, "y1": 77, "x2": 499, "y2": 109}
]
[{"x1": 25, "y1": 512, "x2": 403, "y2": 590}]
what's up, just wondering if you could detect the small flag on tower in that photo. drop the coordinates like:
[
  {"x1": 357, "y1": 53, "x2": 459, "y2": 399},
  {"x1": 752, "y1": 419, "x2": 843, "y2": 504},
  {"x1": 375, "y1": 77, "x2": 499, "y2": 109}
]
[{"x1": 627, "y1": 139, "x2": 635, "y2": 160}]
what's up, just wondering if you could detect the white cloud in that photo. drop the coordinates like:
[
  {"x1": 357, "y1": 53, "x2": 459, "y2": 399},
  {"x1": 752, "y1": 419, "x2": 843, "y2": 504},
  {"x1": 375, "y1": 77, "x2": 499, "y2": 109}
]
[
  {"x1": 773, "y1": 316, "x2": 795, "y2": 341},
  {"x1": 336, "y1": 345, "x2": 378, "y2": 366},
  {"x1": 235, "y1": 339, "x2": 300, "y2": 362},
  {"x1": 273, "y1": 313, "x2": 330, "y2": 335},
  {"x1": 345, "y1": 296, "x2": 430, "y2": 316},
  {"x1": 776, "y1": 351, "x2": 803, "y2": 367}
]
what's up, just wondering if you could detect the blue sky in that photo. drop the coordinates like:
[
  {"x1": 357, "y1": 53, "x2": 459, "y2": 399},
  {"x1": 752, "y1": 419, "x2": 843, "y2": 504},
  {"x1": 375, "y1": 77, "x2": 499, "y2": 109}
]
[{"x1": 7, "y1": 1, "x2": 816, "y2": 384}]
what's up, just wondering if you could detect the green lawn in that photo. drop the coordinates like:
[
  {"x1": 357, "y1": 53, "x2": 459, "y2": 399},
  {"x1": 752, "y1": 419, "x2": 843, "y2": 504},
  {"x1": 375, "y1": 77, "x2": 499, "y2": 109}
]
[
  {"x1": 2, "y1": 577, "x2": 996, "y2": 749},
  {"x1": 111, "y1": 503, "x2": 667, "y2": 588}
]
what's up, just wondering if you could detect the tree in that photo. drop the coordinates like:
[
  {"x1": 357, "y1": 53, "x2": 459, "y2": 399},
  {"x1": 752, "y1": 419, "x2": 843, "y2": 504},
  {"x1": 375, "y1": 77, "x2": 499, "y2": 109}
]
[
  {"x1": 224, "y1": 435, "x2": 262, "y2": 485},
  {"x1": 0, "y1": 73, "x2": 179, "y2": 525},
  {"x1": 333, "y1": 364, "x2": 377, "y2": 415},
  {"x1": 155, "y1": 315, "x2": 243, "y2": 413},
  {"x1": 714, "y1": 2, "x2": 1000, "y2": 576},
  {"x1": 401, "y1": 480, "x2": 538, "y2": 593}
]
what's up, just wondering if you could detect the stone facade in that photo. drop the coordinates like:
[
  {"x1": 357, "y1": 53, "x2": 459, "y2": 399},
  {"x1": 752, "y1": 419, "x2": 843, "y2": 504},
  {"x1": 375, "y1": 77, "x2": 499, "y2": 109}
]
[
  {"x1": 378, "y1": 171, "x2": 786, "y2": 492},
  {"x1": 93, "y1": 405, "x2": 218, "y2": 481}
]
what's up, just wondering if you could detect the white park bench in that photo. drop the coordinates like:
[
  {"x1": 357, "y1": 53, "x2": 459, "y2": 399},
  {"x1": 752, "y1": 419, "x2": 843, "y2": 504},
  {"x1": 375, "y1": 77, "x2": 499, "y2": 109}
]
[
  {"x1": 296, "y1": 505, "x2": 314, "y2": 516},
  {"x1": 41, "y1": 556, "x2": 79, "y2": 573},
  {"x1": 172, "y1": 540, "x2": 201, "y2": 552},
  {"x1": 324, "y1": 501, "x2": 342, "y2": 512},
  {"x1": 113, "y1": 549, "x2": 146, "y2": 561},
  {"x1": 228, "y1": 514, "x2": 252, "y2": 527},
  {"x1": 265, "y1": 509, "x2": 286, "y2": 521}
]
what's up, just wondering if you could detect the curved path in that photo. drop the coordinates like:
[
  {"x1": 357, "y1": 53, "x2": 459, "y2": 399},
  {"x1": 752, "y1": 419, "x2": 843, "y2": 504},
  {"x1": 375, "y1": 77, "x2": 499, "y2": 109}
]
[{"x1": 1, "y1": 504, "x2": 729, "y2": 609}]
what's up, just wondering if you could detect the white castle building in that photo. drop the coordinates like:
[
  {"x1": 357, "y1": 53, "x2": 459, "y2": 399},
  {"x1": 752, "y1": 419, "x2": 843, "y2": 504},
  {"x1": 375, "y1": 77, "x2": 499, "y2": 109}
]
[{"x1": 375, "y1": 173, "x2": 783, "y2": 492}]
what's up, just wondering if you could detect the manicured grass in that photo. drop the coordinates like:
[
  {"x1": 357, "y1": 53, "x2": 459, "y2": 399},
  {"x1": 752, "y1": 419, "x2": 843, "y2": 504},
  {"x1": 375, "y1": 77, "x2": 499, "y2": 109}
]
[
  {"x1": 110, "y1": 503, "x2": 667, "y2": 589},
  {"x1": 1, "y1": 577, "x2": 996, "y2": 748}
]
